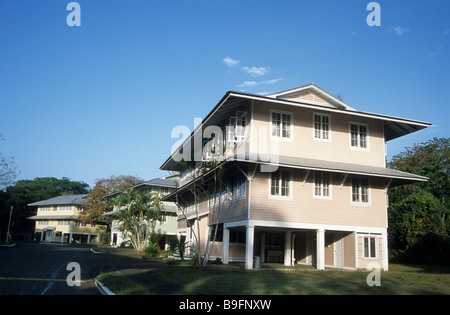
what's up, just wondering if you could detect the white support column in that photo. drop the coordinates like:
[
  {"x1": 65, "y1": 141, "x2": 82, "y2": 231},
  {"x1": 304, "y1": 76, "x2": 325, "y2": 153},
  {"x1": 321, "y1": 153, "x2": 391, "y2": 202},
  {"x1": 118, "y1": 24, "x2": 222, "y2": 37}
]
[
  {"x1": 69, "y1": 232, "x2": 73, "y2": 244},
  {"x1": 284, "y1": 231, "x2": 292, "y2": 266},
  {"x1": 222, "y1": 228, "x2": 230, "y2": 264},
  {"x1": 87, "y1": 234, "x2": 91, "y2": 245},
  {"x1": 382, "y1": 233, "x2": 389, "y2": 271},
  {"x1": 260, "y1": 233, "x2": 266, "y2": 263},
  {"x1": 316, "y1": 229, "x2": 325, "y2": 270},
  {"x1": 245, "y1": 225, "x2": 255, "y2": 270}
]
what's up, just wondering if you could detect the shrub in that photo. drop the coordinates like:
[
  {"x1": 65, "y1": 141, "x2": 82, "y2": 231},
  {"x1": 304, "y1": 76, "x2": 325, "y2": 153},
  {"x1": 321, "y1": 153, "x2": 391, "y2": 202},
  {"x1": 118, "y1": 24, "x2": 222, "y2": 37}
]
[
  {"x1": 98, "y1": 231, "x2": 111, "y2": 246},
  {"x1": 142, "y1": 242, "x2": 161, "y2": 260}
]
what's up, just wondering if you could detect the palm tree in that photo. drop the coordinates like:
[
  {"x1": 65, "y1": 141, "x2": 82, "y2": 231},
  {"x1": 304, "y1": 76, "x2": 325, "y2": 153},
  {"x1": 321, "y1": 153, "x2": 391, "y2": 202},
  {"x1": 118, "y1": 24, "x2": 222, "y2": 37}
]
[{"x1": 111, "y1": 188, "x2": 164, "y2": 251}]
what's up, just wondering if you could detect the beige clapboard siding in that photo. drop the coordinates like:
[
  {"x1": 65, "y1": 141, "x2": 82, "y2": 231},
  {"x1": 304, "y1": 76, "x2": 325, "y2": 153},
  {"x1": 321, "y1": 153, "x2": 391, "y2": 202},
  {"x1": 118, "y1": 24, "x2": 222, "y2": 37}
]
[
  {"x1": 217, "y1": 197, "x2": 248, "y2": 224},
  {"x1": 282, "y1": 90, "x2": 330, "y2": 105},
  {"x1": 357, "y1": 234, "x2": 385, "y2": 270},
  {"x1": 250, "y1": 100, "x2": 385, "y2": 167},
  {"x1": 250, "y1": 169, "x2": 388, "y2": 228},
  {"x1": 343, "y1": 232, "x2": 356, "y2": 268}
]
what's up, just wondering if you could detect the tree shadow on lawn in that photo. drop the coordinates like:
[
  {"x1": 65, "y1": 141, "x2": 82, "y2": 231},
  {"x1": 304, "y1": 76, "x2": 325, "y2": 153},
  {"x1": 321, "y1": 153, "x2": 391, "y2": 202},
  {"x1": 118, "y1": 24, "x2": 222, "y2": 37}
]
[{"x1": 151, "y1": 266, "x2": 450, "y2": 295}]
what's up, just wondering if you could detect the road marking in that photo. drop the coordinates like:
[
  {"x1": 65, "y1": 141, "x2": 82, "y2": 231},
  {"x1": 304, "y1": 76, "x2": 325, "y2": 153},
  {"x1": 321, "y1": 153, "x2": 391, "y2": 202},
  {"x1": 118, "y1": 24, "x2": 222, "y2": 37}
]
[{"x1": 0, "y1": 277, "x2": 86, "y2": 283}]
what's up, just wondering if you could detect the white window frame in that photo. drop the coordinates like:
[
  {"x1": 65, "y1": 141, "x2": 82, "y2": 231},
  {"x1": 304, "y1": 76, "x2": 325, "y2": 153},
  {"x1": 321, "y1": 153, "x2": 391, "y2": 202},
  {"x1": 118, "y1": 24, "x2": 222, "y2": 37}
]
[
  {"x1": 349, "y1": 121, "x2": 370, "y2": 151},
  {"x1": 269, "y1": 169, "x2": 293, "y2": 200},
  {"x1": 313, "y1": 112, "x2": 331, "y2": 142},
  {"x1": 351, "y1": 177, "x2": 371, "y2": 206},
  {"x1": 363, "y1": 236, "x2": 378, "y2": 258},
  {"x1": 313, "y1": 171, "x2": 332, "y2": 200},
  {"x1": 231, "y1": 176, "x2": 246, "y2": 201},
  {"x1": 209, "y1": 189, "x2": 227, "y2": 208},
  {"x1": 270, "y1": 109, "x2": 293, "y2": 141}
]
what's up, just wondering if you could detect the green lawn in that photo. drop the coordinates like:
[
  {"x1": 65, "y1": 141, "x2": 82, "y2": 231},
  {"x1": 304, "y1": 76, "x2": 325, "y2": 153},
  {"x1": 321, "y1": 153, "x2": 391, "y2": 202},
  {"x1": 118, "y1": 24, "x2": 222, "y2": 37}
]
[
  {"x1": 147, "y1": 264, "x2": 450, "y2": 295},
  {"x1": 96, "y1": 272, "x2": 152, "y2": 295}
]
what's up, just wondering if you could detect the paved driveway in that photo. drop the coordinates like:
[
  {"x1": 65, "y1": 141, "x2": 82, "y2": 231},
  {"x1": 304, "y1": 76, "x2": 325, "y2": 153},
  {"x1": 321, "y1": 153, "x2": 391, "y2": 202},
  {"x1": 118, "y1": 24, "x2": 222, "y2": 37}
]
[{"x1": 0, "y1": 243, "x2": 102, "y2": 295}]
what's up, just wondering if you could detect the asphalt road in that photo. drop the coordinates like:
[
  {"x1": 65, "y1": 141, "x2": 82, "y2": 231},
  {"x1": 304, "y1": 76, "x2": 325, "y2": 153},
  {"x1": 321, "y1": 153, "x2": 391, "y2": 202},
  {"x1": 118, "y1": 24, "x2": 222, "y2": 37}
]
[{"x1": 0, "y1": 243, "x2": 104, "y2": 295}]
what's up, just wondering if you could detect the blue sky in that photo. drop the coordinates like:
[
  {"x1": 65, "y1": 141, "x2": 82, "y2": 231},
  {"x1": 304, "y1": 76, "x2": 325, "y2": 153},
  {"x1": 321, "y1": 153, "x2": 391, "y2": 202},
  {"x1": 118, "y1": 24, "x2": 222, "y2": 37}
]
[{"x1": 0, "y1": 0, "x2": 448, "y2": 188}]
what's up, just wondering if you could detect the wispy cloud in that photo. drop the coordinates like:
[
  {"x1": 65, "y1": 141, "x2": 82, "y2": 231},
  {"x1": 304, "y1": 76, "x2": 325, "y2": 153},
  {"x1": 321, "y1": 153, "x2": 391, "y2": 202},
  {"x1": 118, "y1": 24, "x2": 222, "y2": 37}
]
[
  {"x1": 389, "y1": 26, "x2": 410, "y2": 36},
  {"x1": 240, "y1": 66, "x2": 270, "y2": 76},
  {"x1": 263, "y1": 78, "x2": 283, "y2": 84},
  {"x1": 238, "y1": 81, "x2": 258, "y2": 88},
  {"x1": 443, "y1": 29, "x2": 450, "y2": 36},
  {"x1": 238, "y1": 78, "x2": 283, "y2": 88},
  {"x1": 223, "y1": 56, "x2": 239, "y2": 67}
]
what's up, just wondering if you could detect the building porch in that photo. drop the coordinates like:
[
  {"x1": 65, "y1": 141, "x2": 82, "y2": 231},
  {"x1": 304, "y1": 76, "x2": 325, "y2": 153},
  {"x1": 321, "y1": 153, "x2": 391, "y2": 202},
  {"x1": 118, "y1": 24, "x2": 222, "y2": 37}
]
[{"x1": 220, "y1": 220, "x2": 388, "y2": 271}]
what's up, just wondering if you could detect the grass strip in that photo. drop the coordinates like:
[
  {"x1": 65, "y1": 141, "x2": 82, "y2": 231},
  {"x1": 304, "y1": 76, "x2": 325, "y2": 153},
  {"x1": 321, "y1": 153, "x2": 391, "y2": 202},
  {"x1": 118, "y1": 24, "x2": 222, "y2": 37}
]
[
  {"x1": 96, "y1": 271, "x2": 153, "y2": 295},
  {"x1": 147, "y1": 264, "x2": 450, "y2": 295}
]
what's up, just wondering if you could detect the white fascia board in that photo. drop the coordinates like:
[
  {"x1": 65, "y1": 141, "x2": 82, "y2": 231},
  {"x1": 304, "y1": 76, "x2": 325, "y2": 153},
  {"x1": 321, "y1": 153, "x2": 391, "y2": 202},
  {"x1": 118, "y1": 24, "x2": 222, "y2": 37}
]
[
  {"x1": 224, "y1": 219, "x2": 387, "y2": 234},
  {"x1": 228, "y1": 92, "x2": 431, "y2": 128}
]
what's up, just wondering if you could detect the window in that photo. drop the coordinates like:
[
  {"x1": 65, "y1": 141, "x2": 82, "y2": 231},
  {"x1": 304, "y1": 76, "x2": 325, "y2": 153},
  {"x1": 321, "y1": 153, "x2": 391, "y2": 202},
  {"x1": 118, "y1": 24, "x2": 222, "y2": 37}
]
[
  {"x1": 271, "y1": 110, "x2": 292, "y2": 139},
  {"x1": 60, "y1": 205, "x2": 72, "y2": 211},
  {"x1": 314, "y1": 172, "x2": 331, "y2": 199},
  {"x1": 230, "y1": 230, "x2": 246, "y2": 244},
  {"x1": 209, "y1": 189, "x2": 227, "y2": 208},
  {"x1": 364, "y1": 236, "x2": 377, "y2": 258},
  {"x1": 235, "y1": 111, "x2": 247, "y2": 141},
  {"x1": 184, "y1": 199, "x2": 196, "y2": 214},
  {"x1": 313, "y1": 113, "x2": 330, "y2": 141},
  {"x1": 232, "y1": 176, "x2": 246, "y2": 200},
  {"x1": 209, "y1": 225, "x2": 223, "y2": 242},
  {"x1": 57, "y1": 220, "x2": 70, "y2": 226},
  {"x1": 351, "y1": 177, "x2": 370, "y2": 204},
  {"x1": 38, "y1": 220, "x2": 49, "y2": 226},
  {"x1": 225, "y1": 111, "x2": 247, "y2": 148},
  {"x1": 211, "y1": 227, "x2": 246, "y2": 244},
  {"x1": 270, "y1": 169, "x2": 292, "y2": 198},
  {"x1": 160, "y1": 187, "x2": 170, "y2": 196},
  {"x1": 350, "y1": 122, "x2": 369, "y2": 149}
]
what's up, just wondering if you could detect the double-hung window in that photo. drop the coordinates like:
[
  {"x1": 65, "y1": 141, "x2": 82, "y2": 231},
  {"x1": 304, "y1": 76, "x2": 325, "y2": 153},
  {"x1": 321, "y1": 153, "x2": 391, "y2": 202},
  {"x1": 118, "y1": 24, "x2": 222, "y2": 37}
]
[
  {"x1": 350, "y1": 122, "x2": 369, "y2": 150},
  {"x1": 364, "y1": 236, "x2": 377, "y2": 258},
  {"x1": 351, "y1": 177, "x2": 370, "y2": 205},
  {"x1": 232, "y1": 176, "x2": 246, "y2": 200},
  {"x1": 314, "y1": 171, "x2": 331, "y2": 199},
  {"x1": 313, "y1": 113, "x2": 330, "y2": 141},
  {"x1": 209, "y1": 189, "x2": 227, "y2": 208},
  {"x1": 270, "y1": 169, "x2": 292, "y2": 198},
  {"x1": 271, "y1": 110, "x2": 292, "y2": 140}
]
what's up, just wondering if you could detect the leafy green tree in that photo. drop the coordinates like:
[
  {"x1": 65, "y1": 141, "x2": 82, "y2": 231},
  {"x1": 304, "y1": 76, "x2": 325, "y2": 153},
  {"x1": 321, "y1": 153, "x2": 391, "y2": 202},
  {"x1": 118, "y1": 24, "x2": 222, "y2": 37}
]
[
  {"x1": 389, "y1": 190, "x2": 446, "y2": 246},
  {"x1": 81, "y1": 175, "x2": 143, "y2": 224},
  {"x1": 387, "y1": 137, "x2": 450, "y2": 264},
  {"x1": 388, "y1": 137, "x2": 449, "y2": 207},
  {"x1": 0, "y1": 177, "x2": 90, "y2": 239},
  {"x1": 111, "y1": 188, "x2": 164, "y2": 252}
]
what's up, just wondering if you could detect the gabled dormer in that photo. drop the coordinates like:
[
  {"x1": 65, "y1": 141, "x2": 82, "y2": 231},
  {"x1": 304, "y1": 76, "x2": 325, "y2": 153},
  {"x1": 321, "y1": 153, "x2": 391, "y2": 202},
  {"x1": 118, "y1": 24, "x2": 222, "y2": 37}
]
[{"x1": 266, "y1": 83, "x2": 357, "y2": 111}]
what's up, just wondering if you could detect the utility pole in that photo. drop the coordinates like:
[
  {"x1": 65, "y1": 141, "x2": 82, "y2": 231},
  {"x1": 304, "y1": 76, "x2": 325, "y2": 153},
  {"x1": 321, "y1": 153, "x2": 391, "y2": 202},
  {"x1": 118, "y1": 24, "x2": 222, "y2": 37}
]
[{"x1": 6, "y1": 205, "x2": 13, "y2": 243}]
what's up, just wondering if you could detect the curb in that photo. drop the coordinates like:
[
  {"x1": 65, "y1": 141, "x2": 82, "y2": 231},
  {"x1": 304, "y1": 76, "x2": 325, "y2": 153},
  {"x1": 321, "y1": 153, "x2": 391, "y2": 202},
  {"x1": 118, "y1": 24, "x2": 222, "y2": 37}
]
[
  {"x1": 0, "y1": 243, "x2": 16, "y2": 248},
  {"x1": 90, "y1": 248, "x2": 105, "y2": 254},
  {"x1": 95, "y1": 280, "x2": 116, "y2": 295}
]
